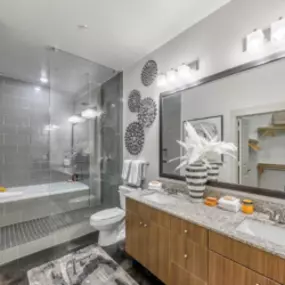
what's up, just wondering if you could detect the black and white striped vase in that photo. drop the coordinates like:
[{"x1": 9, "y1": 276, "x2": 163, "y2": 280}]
[
  {"x1": 185, "y1": 162, "x2": 207, "y2": 203},
  {"x1": 207, "y1": 163, "x2": 220, "y2": 181}
]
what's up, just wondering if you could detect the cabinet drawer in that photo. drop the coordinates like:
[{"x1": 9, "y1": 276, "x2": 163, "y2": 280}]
[
  {"x1": 209, "y1": 251, "x2": 280, "y2": 285},
  {"x1": 170, "y1": 231, "x2": 208, "y2": 282},
  {"x1": 170, "y1": 215, "x2": 208, "y2": 246},
  {"x1": 169, "y1": 262, "x2": 206, "y2": 285},
  {"x1": 209, "y1": 231, "x2": 285, "y2": 284}
]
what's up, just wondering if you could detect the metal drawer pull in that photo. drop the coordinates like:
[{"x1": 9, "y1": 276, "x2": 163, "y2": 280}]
[
  {"x1": 139, "y1": 222, "x2": 143, "y2": 225},
  {"x1": 184, "y1": 254, "x2": 188, "y2": 259},
  {"x1": 184, "y1": 229, "x2": 188, "y2": 234},
  {"x1": 144, "y1": 224, "x2": 148, "y2": 228}
]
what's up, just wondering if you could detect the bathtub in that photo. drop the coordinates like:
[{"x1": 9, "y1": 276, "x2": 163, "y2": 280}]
[
  {"x1": 0, "y1": 182, "x2": 89, "y2": 203},
  {"x1": 0, "y1": 181, "x2": 95, "y2": 227}
]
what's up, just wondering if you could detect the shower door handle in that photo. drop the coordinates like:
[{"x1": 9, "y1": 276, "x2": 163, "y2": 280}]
[{"x1": 163, "y1": 148, "x2": 168, "y2": 163}]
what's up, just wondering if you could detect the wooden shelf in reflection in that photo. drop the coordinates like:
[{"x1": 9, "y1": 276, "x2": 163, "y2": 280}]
[
  {"x1": 257, "y1": 163, "x2": 285, "y2": 175},
  {"x1": 258, "y1": 125, "x2": 285, "y2": 136}
]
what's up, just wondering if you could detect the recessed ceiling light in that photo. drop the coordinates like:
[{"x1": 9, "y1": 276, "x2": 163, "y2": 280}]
[
  {"x1": 40, "y1": 77, "x2": 48, "y2": 84},
  {"x1": 34, "y1": 86, "x2": 41, "y2": 92},
  {"x1": 78, "y1": 24, "x2": 88, "y2": 30}
]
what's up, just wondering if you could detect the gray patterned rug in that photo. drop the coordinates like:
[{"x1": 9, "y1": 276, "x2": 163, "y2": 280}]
[{"x1": 27, "y1": 245, "x2": 138, "y2": 285}]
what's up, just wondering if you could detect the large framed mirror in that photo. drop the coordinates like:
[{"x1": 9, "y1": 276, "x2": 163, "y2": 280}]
[{"x1": 160, "y1": 51, "x2": 285, "y2": 198}]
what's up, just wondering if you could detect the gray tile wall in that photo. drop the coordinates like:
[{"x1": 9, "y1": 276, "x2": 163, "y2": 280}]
[
  {"x1": 0, "y1": 77, "x2": 69, "y2": 188},
  {"x1": 100, "y1": 73, "x2": 123, "y2": 208}
]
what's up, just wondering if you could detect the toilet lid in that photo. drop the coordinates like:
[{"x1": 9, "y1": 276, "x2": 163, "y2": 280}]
[{"x1": 91, "y1": 207, "x2": 125, "y2": 221}]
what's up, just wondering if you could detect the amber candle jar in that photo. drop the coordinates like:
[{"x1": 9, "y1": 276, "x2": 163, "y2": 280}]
[{"x1": 241, "y1": 199, "x2": 254, "y2": 214}]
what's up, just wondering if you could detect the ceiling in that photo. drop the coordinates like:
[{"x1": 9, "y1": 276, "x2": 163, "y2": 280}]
[{"x1": 0, "y1": 0, "x2": 231, "y2": 71}]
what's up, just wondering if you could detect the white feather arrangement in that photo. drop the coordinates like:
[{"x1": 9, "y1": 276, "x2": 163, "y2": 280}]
[{"x1": 169, "y1": 122, "x2": 237, "y2": 171}]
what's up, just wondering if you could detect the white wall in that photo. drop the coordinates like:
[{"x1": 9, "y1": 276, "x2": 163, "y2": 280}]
[{"x1": 123, "y1": 0, "x2": 285, "y2": 184}]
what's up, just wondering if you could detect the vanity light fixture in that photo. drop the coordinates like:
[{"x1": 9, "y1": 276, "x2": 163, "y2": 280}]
[
  {"x1": 177, "y1": 64, "x2": 192, "y2": 79},
  {"x1": 157, "y1": 74, "x2": 167, "y2": 87},
  {"x1": 246, "y1": 29, "x2": 265, "y2": 52},
  {"x1": 271, "y1": 17, "x2": 285, "y2": 43},
  {"x1": 166, "y1": 69, "x2": 178, "y2": 83},
  {"x1": 81, "y1": 108, "x2": 97, "y2": 119},
  {"x1": 68, "y1": 115, "x2": 85, "y2": 124}
]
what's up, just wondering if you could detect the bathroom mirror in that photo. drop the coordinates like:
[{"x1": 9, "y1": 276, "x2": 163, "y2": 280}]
[{"x1": 160, "y1": 51, "x2": 285, "y2": 198}]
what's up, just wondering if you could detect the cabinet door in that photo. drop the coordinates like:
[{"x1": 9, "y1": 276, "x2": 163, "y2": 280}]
[
  {"x1": 170, "y1": 230, "x2": 187, "y2": 268},
  {"x1": 138, "y1": 219, "x2": 150, "y2": 267},
  {"x1": 125, "y1": 210, "x2": 141, "y2": 258},
  {"x1": 209, "y1": 251, "x2": 280, "y2": 285},
  {"x1": 157, "y1": 224, "x2": 170, "y2": 284},
  {"x1": 185, "y1": 239, "x2": 208, "y2": 282}
]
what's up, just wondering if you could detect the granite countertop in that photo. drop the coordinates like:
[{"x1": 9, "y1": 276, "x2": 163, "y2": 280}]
[{"x1": 125, "y1": 190, "x2": 285, "y2": 260}]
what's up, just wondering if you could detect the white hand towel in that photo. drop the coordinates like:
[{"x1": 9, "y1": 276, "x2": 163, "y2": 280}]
[
  {"x1": 122, "y1": 160, "x2": 131, "y2": 181},
  {"x1": 128, "y1": 160, "x2": 145, "y2": 187}
]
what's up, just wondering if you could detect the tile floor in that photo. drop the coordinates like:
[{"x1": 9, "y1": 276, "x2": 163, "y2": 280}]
[{"x1": 0, "y1": 233, "x2": 164, "y2": 285}]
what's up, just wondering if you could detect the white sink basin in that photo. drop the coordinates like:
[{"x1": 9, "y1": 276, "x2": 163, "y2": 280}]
[
  {"x1": 143, "y1": 192, "x2": 178, "y2": 205},
  {"x1": 236, "y1": 219, "x2": 285, "y2": 246}
]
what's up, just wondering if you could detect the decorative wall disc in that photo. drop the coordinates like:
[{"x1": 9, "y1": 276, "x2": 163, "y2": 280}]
[
  {"x1": 128, "y1": 90, "x2": 141, "y2": 113},
  {"x1": 137, "y1": 97, "x2": 157, "y2": 128},
  {"x1": 124, "y1": 122, "x2": 145, "y2": 155},
  {"x1": 141, "y1": 60, "x2": 158, "y2": 87}
]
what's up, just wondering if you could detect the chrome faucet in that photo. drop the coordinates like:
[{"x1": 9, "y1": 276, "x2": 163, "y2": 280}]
[{"x1": 264, "y1": 208, "x2": 285, "y2": 224}]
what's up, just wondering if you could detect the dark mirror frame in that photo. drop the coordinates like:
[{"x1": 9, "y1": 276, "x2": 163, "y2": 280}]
[{"x1": 159, "y1": 50, "x2": 285, "y2": 199}]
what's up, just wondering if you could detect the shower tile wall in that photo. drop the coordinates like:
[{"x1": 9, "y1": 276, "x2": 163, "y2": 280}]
[
  {"x1": 0, "y1": 77, "x2": 69, "y2": 188},
  {"x1": 100, "y1": 73, "x2": 123, "y2": 208}
]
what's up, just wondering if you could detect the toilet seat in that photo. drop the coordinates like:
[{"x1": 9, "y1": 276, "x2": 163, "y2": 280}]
[{"x1": 90, "y1": 207, "x2": 125, "y2": 227}]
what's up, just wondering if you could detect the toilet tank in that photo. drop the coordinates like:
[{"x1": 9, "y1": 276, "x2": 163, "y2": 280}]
[
  {"x1": 118, "y1": 185, "x2": 140, "y2": 210},
  {"x1": 119, "y1": 191, "x2": 127, "y2": 210}
]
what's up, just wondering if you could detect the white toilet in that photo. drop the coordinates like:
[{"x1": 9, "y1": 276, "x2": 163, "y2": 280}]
[{"x1": 90, "y1": 185, "x2": 139, "y2": 246}]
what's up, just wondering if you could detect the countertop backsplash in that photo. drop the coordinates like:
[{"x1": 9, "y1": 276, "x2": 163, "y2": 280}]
[{"x1": 158, "y1": 177, "x2": 285, "y2": 215}]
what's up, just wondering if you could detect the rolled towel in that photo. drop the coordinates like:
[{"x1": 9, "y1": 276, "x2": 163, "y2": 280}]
[
  {"x1": 148, "y1": 181, "x2": 162, "y2": 191},
  {"x1": 218, "y1": 196, "x2": 241, "y2": 213},
  {"x1": 122, "y1": 160, "x2": 131, "y2": 181}
]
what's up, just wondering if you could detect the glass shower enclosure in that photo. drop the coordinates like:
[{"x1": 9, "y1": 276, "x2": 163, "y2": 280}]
[{"x1": 0, "y1": 40, "x2": 122, "y2": 267}]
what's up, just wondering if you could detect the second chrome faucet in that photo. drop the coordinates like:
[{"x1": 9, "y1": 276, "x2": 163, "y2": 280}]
[{"x1": 264, "y1": 208, "x2": 285, "y2": 224}]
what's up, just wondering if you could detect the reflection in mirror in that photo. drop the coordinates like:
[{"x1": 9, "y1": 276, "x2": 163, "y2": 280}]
[
  {"x1": 160, "y1": 55, "x2": 285, "y2": 194},
  {"x1": 238, "y1": 111, "x2": 285, "y2": 191}
]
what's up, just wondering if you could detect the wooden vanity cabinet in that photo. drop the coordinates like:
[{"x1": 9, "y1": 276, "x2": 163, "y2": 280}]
[
  {"x1": 126, "y1": 198, "x2": 209, "y2": 285},
  {"x1": 126, "y1": 198, "x2": 285, "y2": 285}
]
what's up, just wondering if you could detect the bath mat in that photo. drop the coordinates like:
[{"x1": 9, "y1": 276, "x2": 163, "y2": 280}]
[{"x1": 27, "y1": 245, "x2": 139, "y2": 285}]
